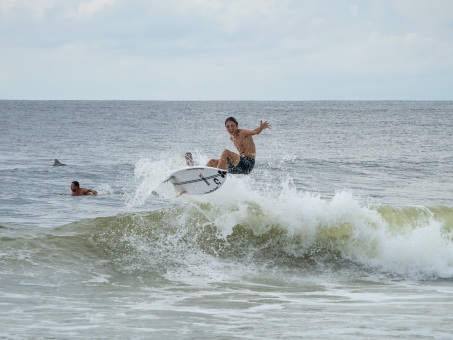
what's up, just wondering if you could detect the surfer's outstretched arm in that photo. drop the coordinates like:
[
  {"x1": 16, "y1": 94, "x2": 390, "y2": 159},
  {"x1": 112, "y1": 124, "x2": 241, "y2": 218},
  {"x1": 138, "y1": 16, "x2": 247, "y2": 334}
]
[{"x1": 241, "y1": 120, "x2": 271, "y2": 137}]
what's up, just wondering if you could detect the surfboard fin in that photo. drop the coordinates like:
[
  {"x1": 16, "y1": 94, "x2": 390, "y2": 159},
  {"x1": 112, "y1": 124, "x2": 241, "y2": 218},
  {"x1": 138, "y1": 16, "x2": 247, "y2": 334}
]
[
  {"x1": 176, "y1": 191, "x2": 186, "y2": 198},
  {"x1": 163, "y1": 176, "x2": 175, "y2": 184}
]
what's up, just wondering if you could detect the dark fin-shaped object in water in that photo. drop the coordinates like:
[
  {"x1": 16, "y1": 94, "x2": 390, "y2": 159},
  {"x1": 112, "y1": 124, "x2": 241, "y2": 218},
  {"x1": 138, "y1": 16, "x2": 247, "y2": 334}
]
[
  {"x1": 53, "y1": 159, "x2": 66, "y2": 166},
  {"x1": 185, "y1": 152, "x2": 194, "y2": 166}
]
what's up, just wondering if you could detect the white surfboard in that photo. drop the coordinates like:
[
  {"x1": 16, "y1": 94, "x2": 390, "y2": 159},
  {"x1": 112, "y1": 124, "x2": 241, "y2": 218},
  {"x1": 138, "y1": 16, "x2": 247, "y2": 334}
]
[{"x1": 167, "y1": 166, "x2": 228, "y2": 195}]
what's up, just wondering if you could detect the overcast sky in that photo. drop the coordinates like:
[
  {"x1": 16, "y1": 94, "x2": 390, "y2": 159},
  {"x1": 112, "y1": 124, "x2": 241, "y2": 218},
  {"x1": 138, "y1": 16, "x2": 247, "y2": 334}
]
[{"x1": 1, "y1": 0, "x2": 452, "y2": 100}]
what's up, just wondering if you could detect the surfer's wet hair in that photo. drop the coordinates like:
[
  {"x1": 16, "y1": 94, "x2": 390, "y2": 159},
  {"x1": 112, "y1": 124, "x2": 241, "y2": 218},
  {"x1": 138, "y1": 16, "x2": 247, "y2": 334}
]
[
  {"x1": 71, "y1": 181, "x2": 80, "y2": 188},
  {"x1": 225, "y1": 117, "x2": 238, "y2": 126}
]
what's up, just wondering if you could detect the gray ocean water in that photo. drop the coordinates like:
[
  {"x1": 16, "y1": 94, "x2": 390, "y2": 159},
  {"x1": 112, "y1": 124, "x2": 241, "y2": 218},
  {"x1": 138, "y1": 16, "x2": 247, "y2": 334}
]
[{"x1": 1, "y1": 100, "x2": 453, "y2": 339}]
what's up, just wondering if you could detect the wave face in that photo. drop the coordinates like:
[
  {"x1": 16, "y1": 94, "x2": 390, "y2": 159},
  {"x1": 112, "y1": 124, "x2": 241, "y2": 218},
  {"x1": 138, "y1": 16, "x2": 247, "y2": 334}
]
[
  {"x1": 96, "y1": 190, "x2": 453, "y2": 280},
  {"x1": 4, "y1": 182, "x2": 452, "y2": 284}
]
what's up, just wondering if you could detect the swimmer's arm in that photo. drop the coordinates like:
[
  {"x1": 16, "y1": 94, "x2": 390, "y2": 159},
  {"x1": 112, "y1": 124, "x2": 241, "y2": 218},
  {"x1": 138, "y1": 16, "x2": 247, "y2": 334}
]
[{"x1": 82, "y1": 188, "x2": 97, "y2": 195}]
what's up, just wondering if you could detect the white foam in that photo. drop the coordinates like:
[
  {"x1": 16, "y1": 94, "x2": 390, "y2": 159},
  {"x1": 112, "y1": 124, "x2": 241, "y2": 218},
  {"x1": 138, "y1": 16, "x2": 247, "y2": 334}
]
[{"x1": 126, "y1": 154, "x2": 453, "y2": 279}]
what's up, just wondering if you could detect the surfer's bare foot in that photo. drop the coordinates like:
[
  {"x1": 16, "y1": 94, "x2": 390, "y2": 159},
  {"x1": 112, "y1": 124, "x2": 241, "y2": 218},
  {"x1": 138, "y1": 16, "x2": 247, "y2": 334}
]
[{"x1": 185, "y1": 152, "x2": 194, "y2": 166}]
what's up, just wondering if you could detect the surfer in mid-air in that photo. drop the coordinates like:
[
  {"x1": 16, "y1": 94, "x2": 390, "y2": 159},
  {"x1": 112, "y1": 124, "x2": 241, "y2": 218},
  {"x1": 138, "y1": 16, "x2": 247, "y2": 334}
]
[{"x1": 206, "y1": 117, "x2": 271, "y2": 174}]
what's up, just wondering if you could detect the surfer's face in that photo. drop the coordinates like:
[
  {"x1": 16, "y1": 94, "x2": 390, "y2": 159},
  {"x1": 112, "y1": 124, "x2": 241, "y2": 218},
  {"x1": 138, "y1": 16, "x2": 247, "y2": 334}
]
[
  {"x1": 70, "y1": 183, "x2": 76, "y2": 192},
  {"x1": 225, "y1": 121, "x2": 237, "y2": 135}
]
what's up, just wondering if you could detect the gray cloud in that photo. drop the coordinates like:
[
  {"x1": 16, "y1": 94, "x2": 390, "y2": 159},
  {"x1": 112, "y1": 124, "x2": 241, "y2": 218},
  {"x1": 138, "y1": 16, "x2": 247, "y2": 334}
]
[{"x1": 1, "y1": 0, "x2": 452, "y2": 99}]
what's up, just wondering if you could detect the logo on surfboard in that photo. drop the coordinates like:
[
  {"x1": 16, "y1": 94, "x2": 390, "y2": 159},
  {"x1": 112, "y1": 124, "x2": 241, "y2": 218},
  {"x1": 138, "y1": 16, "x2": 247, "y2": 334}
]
[{"x1": 168, "y1": 167, "x2": 228, "y2": 195}]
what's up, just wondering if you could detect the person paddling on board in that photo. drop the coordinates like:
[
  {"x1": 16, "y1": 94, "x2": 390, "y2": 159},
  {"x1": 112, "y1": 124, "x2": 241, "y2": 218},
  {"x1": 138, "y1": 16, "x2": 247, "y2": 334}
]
[
  {"x1": 206, "y1": 117, "x2": 271, "y2": 174},
  {"x1": 70, "y1": 181, "x2": 98, "y2": 196}
]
